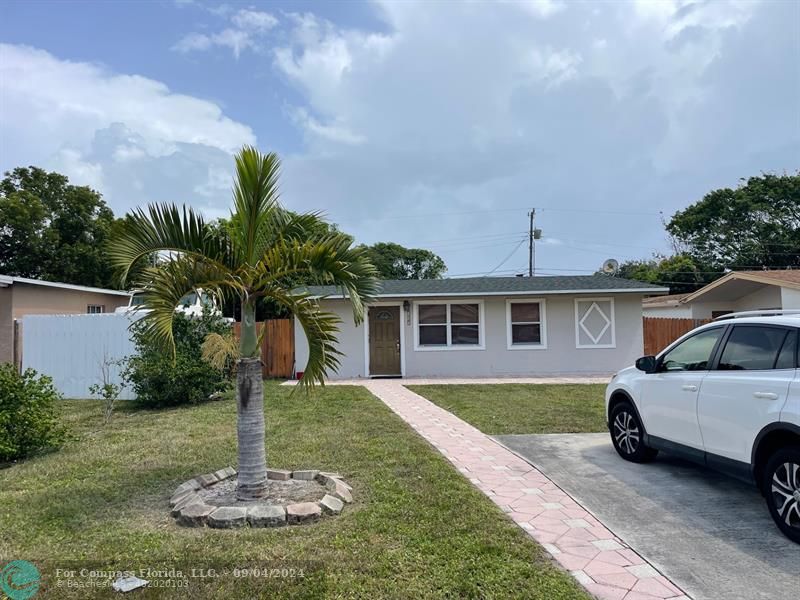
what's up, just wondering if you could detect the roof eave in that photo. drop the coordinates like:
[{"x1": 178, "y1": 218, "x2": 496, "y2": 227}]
[
  {"x1": 309, "y1": 287, "x2": 670, "y2": 300},
  {"x1": 0, "y1": 274, "x2": 131, "y2": 296},
  {"x1": 680, "y1": 271, "x2": 800, "y2": 304}
]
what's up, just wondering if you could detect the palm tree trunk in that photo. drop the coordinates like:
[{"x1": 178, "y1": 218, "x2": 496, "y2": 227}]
[
  {"x1": 236, "y1": 357, "x2": 268, "y2": 499},
  {"x1": 236, "y1": 298, "x2": 267, "y2": 500}
]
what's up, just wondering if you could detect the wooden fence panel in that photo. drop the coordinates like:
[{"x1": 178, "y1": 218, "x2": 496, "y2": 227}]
[
  {"x1": 643, "y1": 317, "x2": 711, "y2": 355},
  {"x1": 262, "y1": 319, "x2": 294, "y2": 378},
  {"x1": 233, "y1": 319, "x2": 294, "y2": 378}
]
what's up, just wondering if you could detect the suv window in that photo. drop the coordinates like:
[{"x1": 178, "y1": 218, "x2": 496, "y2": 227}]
[
  {"x1": 660, "y1": 327, "x2": 724, "y2": 372},
  {"x1": 775, "y1": 329, "x2": 798, "y2": 370},
  {"x1": 717, "y1": 326, "x2": 788, "y2": 371}
]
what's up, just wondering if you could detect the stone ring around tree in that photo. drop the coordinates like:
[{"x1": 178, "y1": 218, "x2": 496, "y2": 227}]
[{"x1": 170, "y1": 467, "x2": 353, "y2": 528}]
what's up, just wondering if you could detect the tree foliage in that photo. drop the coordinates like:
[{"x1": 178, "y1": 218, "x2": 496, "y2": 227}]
[
  {"x1": 606, "y1": 254, "x2": 721, "y2": 294},
  {"x1": 0, "y1": 167, "x2": 120, "y2": 288},
  {"x1": 667, "y1": 173, "x2": 800, "y2": 270},
  {"x1": 0, "y1": 364, "x2": 66, "y2": 462},
  {"x1": 359, "y1": 242, "x2": 447, "y2": 280},
  {"x1": 122, "y1": 311, "x2": 231, "y2": 408}
]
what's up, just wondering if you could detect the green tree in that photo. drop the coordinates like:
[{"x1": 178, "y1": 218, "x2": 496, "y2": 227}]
[
  {"x1": 0, "y1": 167, "x2": 120, "y2": 288},
  {"x1": 604, "y1": 254, "x2": 720, "y2": 294},
  {"x1": 108, "y1": 146, "x2": 378, "y2": 500},
  {"x1": 667, "y1": 173, "x2": 800, "y2": 270},
  {"x1": 360, "y1": 242, "x2": 447, "y2": 279}
]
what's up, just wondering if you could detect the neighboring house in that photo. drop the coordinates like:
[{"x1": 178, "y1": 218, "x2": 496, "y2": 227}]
[
  {"x1": 642, "y1": 270, "x2": 800, "y2": 320},
  {"x1": 295, "y1": 275, "x2": 668, "y2": 379},
  {"x1": 0, "y1": 275, "x2": 131, "y2": 366}
]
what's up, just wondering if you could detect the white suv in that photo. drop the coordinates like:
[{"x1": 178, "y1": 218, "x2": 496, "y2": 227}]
[{"x1": 605, "y1": 312, "x2": 800, "y2": 543}]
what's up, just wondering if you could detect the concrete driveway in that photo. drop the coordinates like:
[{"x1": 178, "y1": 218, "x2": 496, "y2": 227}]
[{"x1": 495, "y1": 433, "x2": 800, "y2": 600}]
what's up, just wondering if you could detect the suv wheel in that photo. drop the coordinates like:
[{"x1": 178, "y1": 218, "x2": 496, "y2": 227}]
[
  {"x1": 764, "y1": 447, "x2": 800, "y2": 544},
  {"x1": 610, "y1": 402, "x2": 658, "y2": 463}
]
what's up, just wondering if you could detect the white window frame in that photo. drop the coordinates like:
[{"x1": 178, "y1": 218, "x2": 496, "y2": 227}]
[
  {"x1": 413, "y1": 300, "x2": 485, "y2": 351},
  {"x1": 87, "y1": 304, "x2": 104, "y2": 314},
  {"x1": 506, "y1": 298, "x2": 547, "y2": 350},
  {"x1": 574, "y1": 297, "x2": 616, "y2": 349}
]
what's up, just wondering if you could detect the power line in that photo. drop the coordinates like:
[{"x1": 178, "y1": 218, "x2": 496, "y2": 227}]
[
  {"x1": 486, "y1": 237, "x2": 527, "y2": 276},
  {"x1": 350, "y1": 205, "x2": 661, "y2": 221}
]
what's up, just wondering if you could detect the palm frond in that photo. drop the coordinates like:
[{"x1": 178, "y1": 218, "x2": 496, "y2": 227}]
[
  {"x1": 253, "y1": 234, "x2": 380, "y2": 325},
  {"x1": 202, "y1": 331, "x2": 241, "y2": 372},
  {"x1": 230, "y1": 146, "x2": 282, "y2": 265},
  {"x1": 264, "y1": 289, "x2": 343, "y2": 389},
  {"x1": 131, "y1": 257, "x2": 243, "y2": 356},
  {"x1": 108, "y1": 202, "x2": 231, "y2": 285}
]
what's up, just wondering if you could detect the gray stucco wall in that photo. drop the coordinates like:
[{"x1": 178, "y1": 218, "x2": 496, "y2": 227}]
[
  {"x1": 689, "y1": 285, "x2": 784, "y2": 318},
  {"x1": 295, "y1": 293, "x2": 645, "y2": 379}
]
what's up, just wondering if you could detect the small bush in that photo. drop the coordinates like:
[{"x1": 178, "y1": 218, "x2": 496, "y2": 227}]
[
  {"x1": 122, "y1": 311, "x2": 231, "y2": 408},
  {"x1": 0, "y1": 364, "x2": 66, "y2": 462}
]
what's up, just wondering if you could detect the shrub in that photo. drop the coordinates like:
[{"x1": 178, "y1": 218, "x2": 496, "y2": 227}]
[
  {"x1": 122, "y1": 310, "x2": 232, "y2": 408},
  {"x1": 0, "y1": 364, "x2": 66, "y2": 462}
]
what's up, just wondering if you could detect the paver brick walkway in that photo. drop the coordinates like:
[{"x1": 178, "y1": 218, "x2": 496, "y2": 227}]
[{"x1": 363, "y1": 380, "x2": 690, "y2": 600}]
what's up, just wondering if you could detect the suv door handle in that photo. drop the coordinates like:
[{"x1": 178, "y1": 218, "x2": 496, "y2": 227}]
[
  {"x1": 753, "y1": 392, "x2": 779, "y2": 400},
  {"x1": 682, "y1": 385, "x2": 698, "y2": 392}
]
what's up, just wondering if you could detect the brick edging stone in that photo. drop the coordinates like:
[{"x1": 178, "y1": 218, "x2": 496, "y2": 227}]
[{"x1": 171, "y1": 468, "x2": 352, "y2": 528}]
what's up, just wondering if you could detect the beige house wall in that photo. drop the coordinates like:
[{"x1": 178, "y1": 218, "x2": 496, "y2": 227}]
[
  {"x1": 0, "y1": 288, "x2": 13, "y2": 364},
  {"x1": 0, "y1": 282, "x2": 129, "y2": 366},
  {"x1": 10, "y1": 283, "x2": 129, "y2": 319}
]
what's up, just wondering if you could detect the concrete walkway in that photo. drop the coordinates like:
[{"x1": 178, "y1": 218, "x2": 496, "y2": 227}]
[{"x1": 362, "y1": 380, "x2": 689, "y2": 600}]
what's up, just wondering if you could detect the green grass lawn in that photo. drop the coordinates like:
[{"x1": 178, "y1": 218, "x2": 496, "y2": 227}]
[
  {"x1": 406, "y1": 384, "x2": 608, "y2": 435},
  {"x1": 0, "y1": 384, "x2": 589, "y2": 599}
]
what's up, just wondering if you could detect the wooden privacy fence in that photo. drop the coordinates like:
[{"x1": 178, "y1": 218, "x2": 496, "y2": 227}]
[
  {"x1": 233, "y1": 319, "x2": 294, "y2": 378},
  {"x1": 643, "y1": 317, "x2": 711, "y2": 355}
]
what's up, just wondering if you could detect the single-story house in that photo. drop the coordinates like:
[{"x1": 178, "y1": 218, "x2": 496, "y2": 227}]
[
  {"x1": 295, "y1": 275, "x2": 668, "y2": 379},
  {"x1": 642, "y1": 270, "x2": 800, "y2": 319},
  {"x1": 0, "y1": 274, "x2": 131, "y2": 366}
]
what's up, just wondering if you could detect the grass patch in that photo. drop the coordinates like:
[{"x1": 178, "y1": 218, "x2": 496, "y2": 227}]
[
  {"x1": 0, "y1": 383, "x2": 589, "y2": 599},
  {"x1": 407, "y1": 384, "x2": 608, "y2": 435}
]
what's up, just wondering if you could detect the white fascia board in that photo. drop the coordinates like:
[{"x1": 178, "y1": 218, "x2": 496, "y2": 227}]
[{"x1": 309, "y1": 287, "x2": 670, "y2": 300}]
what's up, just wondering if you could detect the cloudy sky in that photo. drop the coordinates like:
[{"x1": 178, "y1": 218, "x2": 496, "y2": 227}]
[{"x1": 1, "y1": 0, "x2": 797, "y2": 277}]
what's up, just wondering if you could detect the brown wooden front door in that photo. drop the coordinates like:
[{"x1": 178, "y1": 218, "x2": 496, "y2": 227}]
[{"x1": 369, "y1": 306, "x2": 401, "y2": 376}]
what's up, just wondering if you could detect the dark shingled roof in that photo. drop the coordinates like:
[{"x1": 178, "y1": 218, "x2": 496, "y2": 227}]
[{"x1": 305, "y1": 275, "x2": 668, "y2": 298}]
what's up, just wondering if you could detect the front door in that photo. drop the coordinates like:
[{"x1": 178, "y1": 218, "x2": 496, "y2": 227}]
[{"x1": 369, "y1": 306, "x2": 401, "y2": 376}]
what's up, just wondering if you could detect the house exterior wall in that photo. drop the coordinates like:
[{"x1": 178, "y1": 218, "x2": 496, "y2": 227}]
[
  {"x1": 781, "y1": 287, "x2": 800, "y2": 309},
  {"x1": 688, "y1": 285, "x2": 784, "y2": 319},
  {"x1": 0, "y1": 288, "x2": 13, "y2": 364},
  {"x1": 642, "y1": 304, "x2": 693, "y2": 318},
  {"x1": 295, "y1": 293, "x2": 645, "y2": 379},
  {"x1": 10, "y1": 283, "x2": 129, "y2": 319},
  {"x1": 0, "y1": 282, "x2": 130, "y2": 366}
]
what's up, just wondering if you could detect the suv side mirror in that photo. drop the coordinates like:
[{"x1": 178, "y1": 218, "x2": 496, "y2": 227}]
[{"x1": 635, "y1": 355, "x2": 658, "y2": 374}]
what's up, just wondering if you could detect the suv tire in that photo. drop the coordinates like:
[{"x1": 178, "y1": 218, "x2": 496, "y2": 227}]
[
  {"x1": 609, "y1": 402, "x2": 658, "y2": 463},
  {"x1": 763, "y1": 446, "x2": 800, "y2": 544}
]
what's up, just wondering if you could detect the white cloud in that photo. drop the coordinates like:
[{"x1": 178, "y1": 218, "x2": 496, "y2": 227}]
[
  {"x1": 271, "y1": 1, "x2": 798, "y2": 275},
  {"x1": 0, "y1": 44, "x2": 255, "y2": 217},
  {"x1": 512, "y1": 0, "x2": 566, "y2": 19},
  {"x1": 290, "y1": 108, "x2": 366, "y2": 145},
  {"x1": 231, "y1": 8, "x2": 278, "y2": 32},
  {"x1": 173, "y1": 8, "x2": 278, "y2": 58}
]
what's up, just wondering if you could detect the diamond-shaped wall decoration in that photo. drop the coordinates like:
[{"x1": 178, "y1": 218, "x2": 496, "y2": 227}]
[{"x1": 579, "y1": 302, "x2": 610, "y2": 344}]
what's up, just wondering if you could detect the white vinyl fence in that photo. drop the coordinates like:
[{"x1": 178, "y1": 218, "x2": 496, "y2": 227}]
[{"x1": 22, "y1": 313, "x2": 141, "y2": 399}]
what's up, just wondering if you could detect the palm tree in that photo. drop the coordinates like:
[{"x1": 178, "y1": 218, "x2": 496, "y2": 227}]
[{"x1": 108, "y1": 146, "x2": 379, "y2": 500}]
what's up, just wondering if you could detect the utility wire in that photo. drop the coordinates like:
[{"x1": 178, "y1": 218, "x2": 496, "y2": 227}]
[{"x1": 485, "y1": 237, "x2": 528, "y2": 276}]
